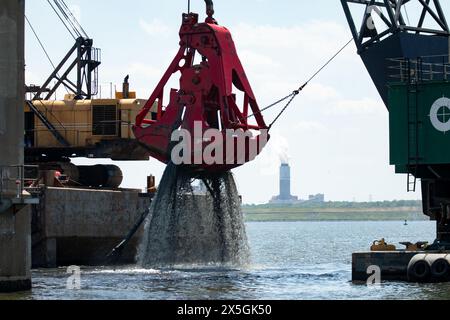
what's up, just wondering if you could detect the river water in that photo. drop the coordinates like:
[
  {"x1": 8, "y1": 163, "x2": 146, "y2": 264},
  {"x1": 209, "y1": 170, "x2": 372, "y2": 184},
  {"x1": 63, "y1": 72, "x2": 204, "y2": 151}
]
[{"x1": 2, "y1": 221, "x2": 450, "y2": 300}]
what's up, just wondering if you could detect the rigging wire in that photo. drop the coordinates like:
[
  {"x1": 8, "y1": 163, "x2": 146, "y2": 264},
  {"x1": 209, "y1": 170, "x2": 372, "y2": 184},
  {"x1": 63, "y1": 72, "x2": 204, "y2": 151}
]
[
  {"x1": 46, "y1": 0, "x2": 76, "y2": 40},
  {"x1": 25, "y1": 15, "x2": 69, "y2": 95},
  {"x1": 249, "y1": 37, "x2": 354, "y2": 129},
  {"x1": 47, "y1": 0, "x2": 89, "y2": 40},
  {"x1": 302, "y1": 38, "x2": 354, "y2": 91},
  {"x1": 53, "y1": 0, "x2": 82, "y2": 38},
  {"x1": 58, "y1": 0, "x2": 89, "y2": 38},
  {"x1": 403, "y1": 3, "x2": 411, "y2": 26},
  {"x1": 25, "y1": 15, "x2": 57, "y2": 71},
  {"x1": 41, "y1": 0, "x2": 92, "y2": 97}
]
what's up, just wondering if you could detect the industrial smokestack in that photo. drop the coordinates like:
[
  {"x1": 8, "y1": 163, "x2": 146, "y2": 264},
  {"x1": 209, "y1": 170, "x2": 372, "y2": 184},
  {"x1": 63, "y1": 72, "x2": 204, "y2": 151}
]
[
  {"x1": 123, "y1": 75, "x2": 130, "y2": 99},
  {"x1": 269, "y1": 161, "x2": 298, "y2": 204},
  {"x1": 279, "y1": 162, "x2": 291, "y2": 200}
]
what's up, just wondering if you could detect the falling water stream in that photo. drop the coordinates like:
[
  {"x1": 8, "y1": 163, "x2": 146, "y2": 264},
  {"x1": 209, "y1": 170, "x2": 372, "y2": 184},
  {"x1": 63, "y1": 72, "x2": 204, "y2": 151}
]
[{"x1": 137, "y1": 163, "x2": 250, "y2": 268}]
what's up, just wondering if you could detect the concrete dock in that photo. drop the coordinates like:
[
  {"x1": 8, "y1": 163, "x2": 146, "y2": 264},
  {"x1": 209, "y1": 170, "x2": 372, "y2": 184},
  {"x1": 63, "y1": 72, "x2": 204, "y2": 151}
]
[
  {"x1": 31, "y1": 187, "x2": 152, "y2": 267},
  {"x1": 0, "y1": 206, "x2": 32, "y2": 292}
]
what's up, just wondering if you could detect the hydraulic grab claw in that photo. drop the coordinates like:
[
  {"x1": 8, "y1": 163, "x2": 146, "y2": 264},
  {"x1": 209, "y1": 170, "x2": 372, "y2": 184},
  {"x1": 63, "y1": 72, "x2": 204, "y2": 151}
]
[{"x1": 133, "y1": 0, "x2": 269, "y2": 173}]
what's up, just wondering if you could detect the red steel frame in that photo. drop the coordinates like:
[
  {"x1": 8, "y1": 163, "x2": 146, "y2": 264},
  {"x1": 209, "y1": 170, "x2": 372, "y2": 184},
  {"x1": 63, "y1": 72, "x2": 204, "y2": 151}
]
[{"x1": 133, "y1": 11, "x2": 269, "y2": 172}]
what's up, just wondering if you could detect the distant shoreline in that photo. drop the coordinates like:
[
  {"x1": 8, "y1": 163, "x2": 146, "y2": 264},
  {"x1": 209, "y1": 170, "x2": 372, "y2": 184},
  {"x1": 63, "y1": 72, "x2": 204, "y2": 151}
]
[{"x1": 242, "y1": 201, "x2": 428, "y2": 222}]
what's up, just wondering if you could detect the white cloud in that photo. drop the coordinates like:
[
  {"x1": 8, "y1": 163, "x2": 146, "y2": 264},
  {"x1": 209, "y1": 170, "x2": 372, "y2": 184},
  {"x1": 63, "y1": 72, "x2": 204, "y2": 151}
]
[
  {"x1": 239, "y1": 50, "x2": 280, "y2": 69},
  {"x1": 139, "y1": 19, "x2": 171, "y2": 36},
  {"x1": 301, "y1": 83, "x2": 340, "y2": 102},
  {"x1": 232, "y1": 20, "x2": 349, "y2": 52},
  {"x1": 127, "y1": 62, "x2": 163, "y2": 78},
  {"x1": 68, "y1": 4, "x2": 82, "y2": 25},
  {"x1": 255, "y1": 131, "x2": 291, "y2": 177},
  {"x1": 25, "y1": 70, "x2": 41, "y2": 86},
  {"x1": 228, "y1": 19, "x2": 357, "y2": 118},
  {"x1": 295, "y1": 120, "x2": 328, "y2": 133},
  {"x1": 326, "y1": 97, "x2": 385, "y2": 116}
]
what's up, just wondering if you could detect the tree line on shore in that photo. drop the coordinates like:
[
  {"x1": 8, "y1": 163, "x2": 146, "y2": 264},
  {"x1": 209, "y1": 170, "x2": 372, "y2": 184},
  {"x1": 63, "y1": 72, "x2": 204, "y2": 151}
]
[{"x1": 243, "y1": 200, "x2": 422, "y2": 209}]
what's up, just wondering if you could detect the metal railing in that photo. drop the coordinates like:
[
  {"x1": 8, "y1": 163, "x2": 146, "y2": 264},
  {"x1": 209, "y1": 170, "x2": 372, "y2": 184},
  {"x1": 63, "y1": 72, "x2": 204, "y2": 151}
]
[
  {"x1": 388, "y1": 55, "x2": 450, "y2": 83},
  {"x1": 0, "y1": 165, "x2": 39, "y2": 203}
]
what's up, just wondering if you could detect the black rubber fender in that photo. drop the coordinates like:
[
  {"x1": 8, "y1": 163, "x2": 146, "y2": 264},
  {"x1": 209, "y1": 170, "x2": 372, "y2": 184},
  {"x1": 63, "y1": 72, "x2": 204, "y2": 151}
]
[
  {"x1": 407, "y1": 254, "x2": 431, "y2": 283},
  {"x1": 77, "y1": 164, "x2": 123, "y2": 188},
  {"x1": 428, "y1": 254, "x2": 450, "y2": 281}
]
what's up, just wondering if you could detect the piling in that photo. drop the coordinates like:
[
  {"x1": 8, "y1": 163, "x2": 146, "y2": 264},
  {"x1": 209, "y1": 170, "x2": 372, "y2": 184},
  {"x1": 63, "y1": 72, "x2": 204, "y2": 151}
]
[{"x1": 0, "y1": 0, "x2": 32, "y2": 292}]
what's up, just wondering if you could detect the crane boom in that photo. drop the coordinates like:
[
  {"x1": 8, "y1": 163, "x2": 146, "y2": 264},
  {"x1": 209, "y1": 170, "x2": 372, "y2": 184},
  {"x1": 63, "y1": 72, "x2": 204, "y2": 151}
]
[{"x1": 341, "y1": 0, "x2": 450, "y2": 107}]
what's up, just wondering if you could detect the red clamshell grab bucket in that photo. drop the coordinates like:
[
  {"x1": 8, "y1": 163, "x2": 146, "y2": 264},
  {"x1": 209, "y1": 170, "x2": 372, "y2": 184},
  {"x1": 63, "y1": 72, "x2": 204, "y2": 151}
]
[{"x1": 133, "y1": 12, "x2": 270, "y2": 172}]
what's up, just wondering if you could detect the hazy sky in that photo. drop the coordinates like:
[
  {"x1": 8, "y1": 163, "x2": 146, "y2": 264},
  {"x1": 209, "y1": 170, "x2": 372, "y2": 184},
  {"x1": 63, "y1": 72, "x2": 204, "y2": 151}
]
[{"x1": 24, "y1": 1, "x2": 450, "y2": 204}]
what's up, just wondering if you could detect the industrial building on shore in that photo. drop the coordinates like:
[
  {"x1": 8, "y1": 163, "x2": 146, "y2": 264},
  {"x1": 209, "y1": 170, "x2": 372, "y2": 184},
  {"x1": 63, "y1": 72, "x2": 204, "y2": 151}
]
[{"x1": 269, "y1": 162, "x2": 325, "y2": 205}]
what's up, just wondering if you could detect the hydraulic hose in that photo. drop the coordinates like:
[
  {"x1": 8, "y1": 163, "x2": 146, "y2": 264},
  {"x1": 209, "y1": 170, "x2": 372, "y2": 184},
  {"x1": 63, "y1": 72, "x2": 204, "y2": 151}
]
[{"x1": 204, "y1": 0, "x2": 214, "y2": 17}]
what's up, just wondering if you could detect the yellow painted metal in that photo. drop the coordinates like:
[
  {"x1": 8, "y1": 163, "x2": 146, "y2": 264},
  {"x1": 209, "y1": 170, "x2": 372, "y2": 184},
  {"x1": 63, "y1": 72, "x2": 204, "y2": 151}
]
[
  {"x1": 25, "y1": 97, "x2": 147, "y2": 148},
  {"x1": 370, "y1": 238, "x2": 397, "y2": 252},
  {"x1": 115, "y1": 91, "x2": 137, "y2": 99}
]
